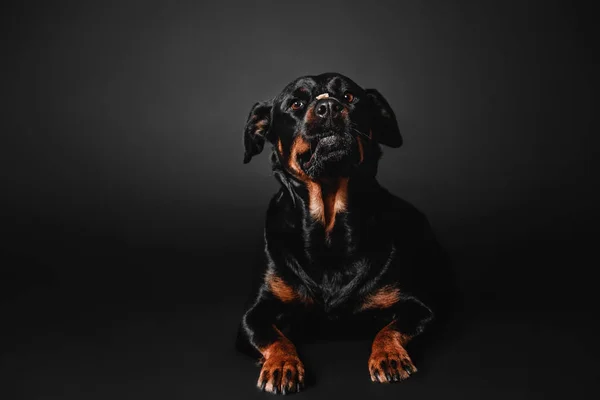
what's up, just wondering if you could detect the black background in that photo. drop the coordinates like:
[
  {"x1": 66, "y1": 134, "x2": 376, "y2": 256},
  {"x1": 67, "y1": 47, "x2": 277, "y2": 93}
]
[{"x1": 2, "y1": 1, "x2": 598, "y2": 399}]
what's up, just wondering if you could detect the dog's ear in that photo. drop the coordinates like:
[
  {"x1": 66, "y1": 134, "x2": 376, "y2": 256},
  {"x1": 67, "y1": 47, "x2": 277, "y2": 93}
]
[
  {"x1": 243, "y1": 100, "x2": 273, "y2": 163},
  {"x1": 366, "y1": 89, "x2": 402, "y2": 148}
]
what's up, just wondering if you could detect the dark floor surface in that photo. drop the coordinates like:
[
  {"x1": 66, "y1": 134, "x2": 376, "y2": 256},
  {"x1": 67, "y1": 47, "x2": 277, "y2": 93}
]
[{"x1": 2, "y1": 238, "x2": 598, "y2": 400}]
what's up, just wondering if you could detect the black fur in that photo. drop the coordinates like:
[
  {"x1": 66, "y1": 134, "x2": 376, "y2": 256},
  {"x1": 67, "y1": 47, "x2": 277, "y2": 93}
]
[{"x1": 237, "y1": 73, "x2": 454, "y2": 391}]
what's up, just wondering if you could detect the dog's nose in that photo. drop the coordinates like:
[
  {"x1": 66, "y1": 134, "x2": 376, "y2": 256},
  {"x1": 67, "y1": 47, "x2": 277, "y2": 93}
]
[{"x1": 315, "y1": 99, "x2": 343, "y2": 119}]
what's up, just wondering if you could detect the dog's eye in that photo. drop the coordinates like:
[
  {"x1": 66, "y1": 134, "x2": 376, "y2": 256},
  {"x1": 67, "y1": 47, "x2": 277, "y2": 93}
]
[
  {"x1": 291, "y1": 100, "x2": 305, "y2": 110},
  {"x1": 344, "y1": 92, "x2": 355, "y2": 103}
]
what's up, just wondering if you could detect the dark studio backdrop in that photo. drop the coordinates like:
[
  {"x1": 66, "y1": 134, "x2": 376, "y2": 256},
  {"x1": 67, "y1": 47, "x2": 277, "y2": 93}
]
[{"x1": 1, "y1": 0, "x2": 598, "y2": 399}]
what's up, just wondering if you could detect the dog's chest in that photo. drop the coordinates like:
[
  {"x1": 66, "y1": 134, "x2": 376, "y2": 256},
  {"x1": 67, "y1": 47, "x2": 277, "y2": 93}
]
[{"x1": 312, "y1": 261, "x2": 367, "y2": 314}]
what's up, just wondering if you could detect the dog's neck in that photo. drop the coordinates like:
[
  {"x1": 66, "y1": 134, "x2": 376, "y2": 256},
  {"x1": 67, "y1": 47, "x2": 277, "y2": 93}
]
[
  {"x1": 271, "y1": 139, "x2": 381, "y2": 242},
  {"x1": 296, "y1": 175, "x2": 349, "y2": 235},
  {"x1": 274, "y1": 165, "x2": 378, "y2": 241}
]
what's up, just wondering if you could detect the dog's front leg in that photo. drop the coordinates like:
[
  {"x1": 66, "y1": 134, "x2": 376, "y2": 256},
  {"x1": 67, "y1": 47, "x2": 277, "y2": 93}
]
[
  {"x1": 368, "y1": 319, "x2": 417, "y2": 383},
  {"x1": 242, "y1": 290, "x2": 305, "y2": 394},
  {"x1": 367, "y1": 296, "x2": 433, "y2": 383}
]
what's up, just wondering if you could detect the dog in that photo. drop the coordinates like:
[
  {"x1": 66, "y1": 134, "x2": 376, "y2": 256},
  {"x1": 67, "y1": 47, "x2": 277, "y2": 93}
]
[{"x1": 236, "y1": 72, "x2": 452, "y2": 394}]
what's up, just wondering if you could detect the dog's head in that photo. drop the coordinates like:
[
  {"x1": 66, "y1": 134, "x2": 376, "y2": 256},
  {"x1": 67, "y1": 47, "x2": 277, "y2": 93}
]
[{"x1": 243, "y1": 73, "x2": 401, "y2": 180}]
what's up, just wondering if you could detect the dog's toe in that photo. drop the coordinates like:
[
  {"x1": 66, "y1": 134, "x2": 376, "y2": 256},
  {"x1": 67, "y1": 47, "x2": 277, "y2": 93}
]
[{"x1": 257, "y1": 355, "x2": 305, "y2": 395}]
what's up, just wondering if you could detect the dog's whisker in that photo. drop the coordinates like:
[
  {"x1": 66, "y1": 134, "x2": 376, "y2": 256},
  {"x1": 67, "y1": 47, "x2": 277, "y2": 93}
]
[
  {"x1": 349, "y1": 122, "x2": 369, "y2": 138},
  {"x1": 351, "y1": 127, "x2": 370, "y2": 139}
]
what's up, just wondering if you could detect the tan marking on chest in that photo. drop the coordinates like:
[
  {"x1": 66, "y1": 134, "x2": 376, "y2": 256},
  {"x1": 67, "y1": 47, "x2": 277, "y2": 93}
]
[
  {"x1": 288, "y1": 135, "x2": 349, "y2": 234},
  {"x1": 265, "y1": 270, "x2": 297, "y2": 303},
  {"x1": 264, "y1": 270, "x2": 313, "y2": 305},
  {"x1": 322, "y1": 177, "x2": 349, "y2": 233},
  {"x1": 361, "y1": 285, "x2": 401, "y2": 310}
]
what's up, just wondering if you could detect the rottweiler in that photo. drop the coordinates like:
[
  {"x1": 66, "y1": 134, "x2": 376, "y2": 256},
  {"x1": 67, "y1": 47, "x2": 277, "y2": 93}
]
[{"x1": 237, "y1": 72, "x2": 452, "y2": 394}]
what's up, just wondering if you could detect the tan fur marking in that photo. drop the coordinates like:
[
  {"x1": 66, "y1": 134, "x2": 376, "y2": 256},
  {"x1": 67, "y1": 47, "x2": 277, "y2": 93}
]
[
  {"x1": 257, "y1": 326, "x2": 305, "y2": 393},
  {"x1": 334, "y1": 177, "x2": 348, "y2": 213},
  {"x1": 288, "y1": 136, "x2": 310, "y2": 177},
  {"x1": 255, "y1": 119, "x2": 268, "y2": 135},
  {"x1": 265, "y1": 270, "x2": 297, "y2": 303},
  {"x1": 307, "y1": 181, "x2": 325, "y2": 223},
  {"x1": 287, "y1": 136, "x2": 349, "y2": 234},
  {"x1": 361, "y1": 285, "x2": 401, "y2": 310},
  {"x1": 305, "y1": 106, "x2": 317, "y2": 124},
  {"x1": 373, "y1": 320, "x2": 412, "y2": 348},
  {"x1": 323, "y1": 177, "x2": 349, "y2": 233},
  {"x1": 357, "y1": 136, "x2": 364, "y2": 164},
  {"x1": 259, "y1": 326, "x2": 298, "y2": 359},
  {"x1": 368, "y1": 320, "x2": 416, "y2": 382},
  {"x1": 277, "y1": 138, "x2": 283, "y2": 154},
  {"x1": 288, "y1": 136, "x2": 325, "y2": 223},
  {"x1": 265, "y1": 270, "x2": 313, "y2": 305}
]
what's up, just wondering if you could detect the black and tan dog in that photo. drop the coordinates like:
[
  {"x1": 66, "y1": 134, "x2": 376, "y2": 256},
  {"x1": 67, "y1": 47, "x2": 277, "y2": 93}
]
[{"x1": 237, "y1": 73, "x2": 451, "y2": 394}]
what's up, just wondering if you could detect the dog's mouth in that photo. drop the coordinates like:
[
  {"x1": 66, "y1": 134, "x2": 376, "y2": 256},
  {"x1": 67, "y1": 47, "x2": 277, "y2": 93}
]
[
  {"x1": 298, "y1": 134, "x2": 355, "y2": 177},
  {"x1": 303, "y1": 135, "x2": 334, "y2": 165}
]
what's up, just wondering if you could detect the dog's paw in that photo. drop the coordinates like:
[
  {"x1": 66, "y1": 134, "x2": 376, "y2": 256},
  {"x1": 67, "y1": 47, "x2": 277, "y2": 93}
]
[
  {"x1": 368, "y1": 347, "x2": 417, "y2": 383},
  {"x1": 257, "y1": 354, "x2": 305, "y2": 395}
]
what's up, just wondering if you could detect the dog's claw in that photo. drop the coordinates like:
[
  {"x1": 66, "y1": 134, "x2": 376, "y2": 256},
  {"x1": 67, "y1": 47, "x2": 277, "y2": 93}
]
[{"x1": 258, "y1": 370, "x2": 268, "y2": 391}]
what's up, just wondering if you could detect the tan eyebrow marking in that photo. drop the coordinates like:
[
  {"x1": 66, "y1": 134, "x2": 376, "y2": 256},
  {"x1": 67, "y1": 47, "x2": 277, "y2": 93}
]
[{"x1": 316, "y1": 93, "x2": 329, "y2": 100}]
